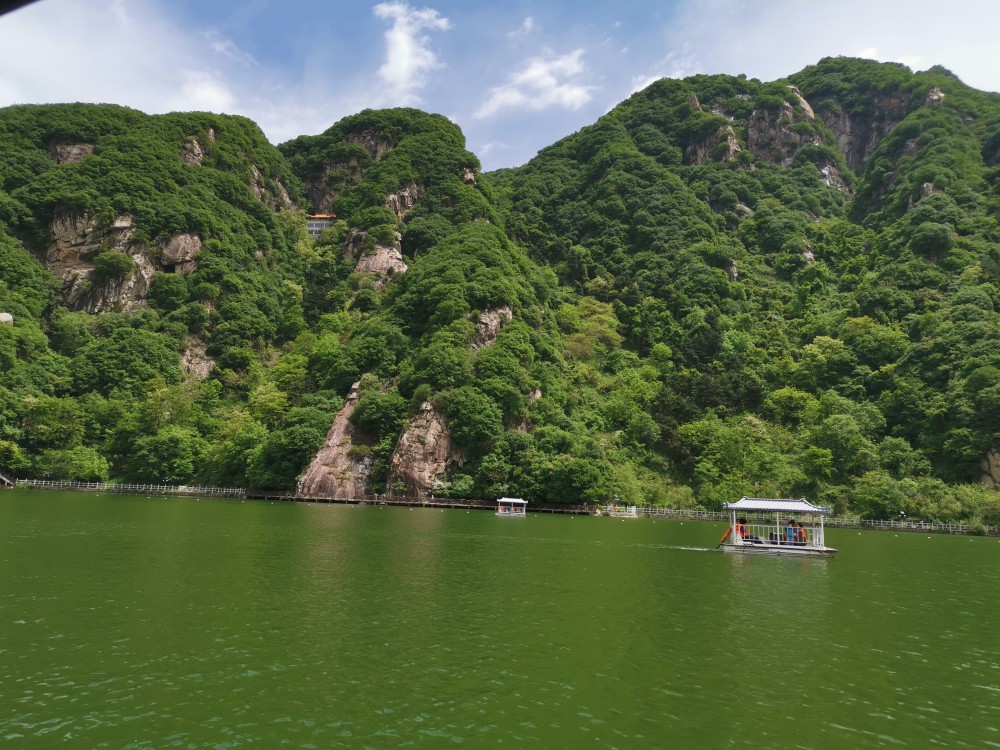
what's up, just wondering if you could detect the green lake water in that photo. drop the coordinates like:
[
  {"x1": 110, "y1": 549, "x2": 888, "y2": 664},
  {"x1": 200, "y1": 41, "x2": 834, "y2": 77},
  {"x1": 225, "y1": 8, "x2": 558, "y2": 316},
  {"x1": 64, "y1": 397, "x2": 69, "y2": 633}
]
[{"x1": 1, "y1": 490, "x2": 998, "y2": 749}]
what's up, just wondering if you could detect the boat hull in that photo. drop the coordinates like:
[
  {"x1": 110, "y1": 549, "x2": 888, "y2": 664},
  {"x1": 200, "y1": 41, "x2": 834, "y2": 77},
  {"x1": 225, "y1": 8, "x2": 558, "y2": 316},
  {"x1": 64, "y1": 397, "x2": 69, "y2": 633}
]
[{"x1": 721, "y1": 543, "x2": 837, "y2": 557}]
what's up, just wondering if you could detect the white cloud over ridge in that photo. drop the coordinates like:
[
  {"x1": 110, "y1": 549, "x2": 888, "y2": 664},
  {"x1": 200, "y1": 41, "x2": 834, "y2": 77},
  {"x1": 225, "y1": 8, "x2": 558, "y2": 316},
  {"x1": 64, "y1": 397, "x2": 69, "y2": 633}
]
[
  {"x1": 507, "y1": 16, "x2": 537, "y2": 39},
  {"x1": 373, "y1": 1, "x2": 451, "y2": 105},
  {"x1": 475, "y1": 49, "x2": 595, "y2": 119}
]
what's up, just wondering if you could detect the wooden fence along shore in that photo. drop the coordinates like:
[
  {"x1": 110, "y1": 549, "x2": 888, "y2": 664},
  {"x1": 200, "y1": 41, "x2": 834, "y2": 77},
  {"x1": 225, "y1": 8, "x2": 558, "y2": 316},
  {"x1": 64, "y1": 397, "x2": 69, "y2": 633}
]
[{"x1": 6, "y1": 478, "x2": 999, "y2": 536}]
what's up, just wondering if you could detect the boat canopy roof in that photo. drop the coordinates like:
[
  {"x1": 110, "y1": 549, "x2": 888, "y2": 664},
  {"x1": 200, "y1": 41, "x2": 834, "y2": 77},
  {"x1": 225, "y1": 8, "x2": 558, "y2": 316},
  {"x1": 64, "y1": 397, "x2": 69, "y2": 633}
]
[
  {"x1": 723, "y1": 497, "x2": 832, "y2": 515},
  {"x1": 497, "y1": 497, "x2": 527, "y2": 505}
]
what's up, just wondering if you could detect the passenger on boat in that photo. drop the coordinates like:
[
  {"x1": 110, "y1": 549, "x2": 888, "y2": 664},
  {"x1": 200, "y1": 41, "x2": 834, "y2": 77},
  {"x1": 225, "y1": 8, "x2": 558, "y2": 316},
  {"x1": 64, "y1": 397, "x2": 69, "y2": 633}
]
[
  {"x1": 794, "y1": 522, "x2": 808, "y2": 546},
  {"x1": 785, "y1": 519, "x2": 797, "y2": 544},
  {"x1": 738, "y1": 517, "x2": 762, "y2": 544}
]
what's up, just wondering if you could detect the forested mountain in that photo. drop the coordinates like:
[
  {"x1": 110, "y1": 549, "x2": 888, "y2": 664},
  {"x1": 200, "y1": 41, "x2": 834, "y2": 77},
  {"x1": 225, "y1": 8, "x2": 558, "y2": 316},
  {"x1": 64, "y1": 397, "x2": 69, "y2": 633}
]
[{"x1": 1, "y1": 57, "x2": 999, "y2": 524}]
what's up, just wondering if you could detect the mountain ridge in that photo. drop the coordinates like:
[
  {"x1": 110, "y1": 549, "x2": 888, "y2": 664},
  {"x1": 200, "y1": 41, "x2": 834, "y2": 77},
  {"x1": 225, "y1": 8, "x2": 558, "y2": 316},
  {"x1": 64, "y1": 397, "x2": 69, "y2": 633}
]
[{"x1": 1, "y1": 56, "x2": 999, "y2": 525}]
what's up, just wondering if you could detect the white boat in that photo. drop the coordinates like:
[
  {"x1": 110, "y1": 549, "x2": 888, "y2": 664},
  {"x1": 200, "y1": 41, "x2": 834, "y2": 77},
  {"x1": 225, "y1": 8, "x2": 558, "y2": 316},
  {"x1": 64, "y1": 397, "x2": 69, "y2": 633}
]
[
  {"x1": 719, "y1": 497, "x2": 838, "y2": 556},
  {"x1": 496, "y1": 497, "x2": 527, "y2": 517}
]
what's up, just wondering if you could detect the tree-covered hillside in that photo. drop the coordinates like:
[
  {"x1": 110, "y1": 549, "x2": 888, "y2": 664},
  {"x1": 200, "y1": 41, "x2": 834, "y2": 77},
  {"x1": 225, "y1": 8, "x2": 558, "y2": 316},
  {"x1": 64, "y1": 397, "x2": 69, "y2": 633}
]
[{"x1": 1, "y1": 58, "x2": 999, "y2": 525}]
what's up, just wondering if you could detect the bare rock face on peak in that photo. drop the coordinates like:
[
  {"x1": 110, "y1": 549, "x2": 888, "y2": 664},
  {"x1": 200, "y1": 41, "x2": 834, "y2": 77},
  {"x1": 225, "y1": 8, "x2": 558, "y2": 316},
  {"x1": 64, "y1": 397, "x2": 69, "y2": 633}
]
[
  {"x1": 786, "y1": 85, "x2": 815, "y2": 121},
  {"x1": 180, "y1": 128, "x2": 216, "y2": 165},
  {"x1": 811, "y1": 91, "x2": 911, "y2": 174},
  {"x1": 345, "y1": 129, "x2": 394, "y2": 162},
  {"x1": 747, "y1": 99, "x2": 820, "y2": 167},
  {"x1": 686, "y1": 124, "x2": 741, "y2": 166},
  {"x1": 299, "y1": 382, "x2": 373, "y2": 499},
  {"x1": 924, "y1": 87, "x2": 946, "y2": 105}
]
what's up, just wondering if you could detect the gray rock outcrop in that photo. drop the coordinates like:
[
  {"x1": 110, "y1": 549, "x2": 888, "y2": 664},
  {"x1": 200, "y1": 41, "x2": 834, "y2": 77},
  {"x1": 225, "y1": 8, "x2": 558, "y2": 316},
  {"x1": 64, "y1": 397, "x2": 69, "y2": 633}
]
[
  {"x1": 786, "y1": 85, "x2": 815, "y2": 121},
  {"x1": 982, "y1": 449, "x2": 1000, "y2": 488},
  {"x1": 351, "y1": 231, "x2": 408, "y2": 290},
  {"x1": 180, "y1": 137, "x2": 205, "y2": 165},
  {"x1": 384, "y1": 184, "x2": 422, "y2": 220},
  {"x1": 248, "y1": 165, "x2": 297, "y2": 212},
  {"x1": 819, "y1": 163, "x2": 850, "y2": 193},
  {"x1": 160, "y1": 233, "x2": 202, "y2": 275},
  {"x1": 49, "y1": 143, "x2": 94, "y2": 164},
  {"x1": 298, "y1": 382, "x2": 373, "y2": 499},
  {"x1": 924, "y1": 87, "x2": 946, "y2": 105},
  {"x1": 814, "y1": 91, "x2": 910, "y2": 173},
  {"x1": 386, "y1": 400, "x2": 456, "y2": 498},
  {"x1": 44, "y1": 211, "x2": 150, "y2": 311},
  {"x1": 471, "y1": 306, "x2": 513, "y2": 350},
  {"x1": 0, "y1": 312, "x2": 12, "y2": 325},
  {"x1": 686, "y1": 124, "x2": 741, "y2": 165},
  {"x1": 41, "y1": 211, "x2": 211, "y2": 311},
  {"x1": 345, "y1": 129, "x2": 394, "y2": 161},
  {"x1": 747, "y1": 99, "x2": 820, "y2": 167},
  {"x1": 181, "y1": 337, "x2": 215, "y2": 381}
]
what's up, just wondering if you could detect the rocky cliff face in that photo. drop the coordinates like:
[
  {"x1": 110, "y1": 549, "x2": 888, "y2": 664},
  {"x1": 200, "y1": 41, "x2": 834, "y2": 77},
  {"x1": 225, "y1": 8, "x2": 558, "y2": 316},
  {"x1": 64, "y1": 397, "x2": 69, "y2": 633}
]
[
  {"x1": 811, "y1": 90, "x2": 912, "y2": 174},
  {"x1": 472, "y1": 306, "x2": 513, "y2": 350},
  {"x1": 49, "y1": 143, "x2": 94, "y2": 164},
  {"x1": 982, "y1": 449, "x2": 1000, "y2": 488},
  {"x1": 686, "y1": 124, "x2": 741, "y2": 166},
  {"x1": 42, "y1": 211, "x2": 206, "y2": 312},
  {"x1": 384, "y1": 184, "x2": 421, "y2": 220},
  {"x1": 386, "y1": 400, "x2": 456, "y2": 498},
  {"x1": 44, "y1": 211, "x2": 150, "y2": 312},
  {"x1": 384, "y1": 306, "x2": 514, "y2": 497},
  {"x1": 345, "y1": 129, "x2": 394, "y2": 162},
  {"x1": 345, "y1": 230, "x2": 408, "y2": 290},
  {"x1": 181, "y1": 337, "x2": 215, "y2": 381},
  {"x1": 747, "y1": 94, "x2": 819, "y2": 167},
  {"x1": 160, "y1": 233, "x2": 202, "y2": 275},
  {"x1": 248, "y1": 164, "x2": 297, "y2": 212},
  {"x1": 298, "y1": 382, "x2": 373, "y2": 498}
]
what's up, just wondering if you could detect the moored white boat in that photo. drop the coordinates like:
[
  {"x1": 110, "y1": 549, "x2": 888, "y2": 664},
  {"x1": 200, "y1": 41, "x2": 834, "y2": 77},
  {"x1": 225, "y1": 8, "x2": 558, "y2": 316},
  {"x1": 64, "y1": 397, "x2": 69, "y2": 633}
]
[
  {"x1": 496, "y1": 497, "x2": 527, "y2": 517},
  {"x1": 719, "y1": 497, "x2": 838, "y2": 556}
]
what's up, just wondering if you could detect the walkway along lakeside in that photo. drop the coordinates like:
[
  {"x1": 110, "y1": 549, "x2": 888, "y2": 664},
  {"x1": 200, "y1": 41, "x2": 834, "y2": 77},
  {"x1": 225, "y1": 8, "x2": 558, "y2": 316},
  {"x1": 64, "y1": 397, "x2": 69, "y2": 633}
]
[{"x1": 6, "y1": 479, "x2": 999, "y2": 536}]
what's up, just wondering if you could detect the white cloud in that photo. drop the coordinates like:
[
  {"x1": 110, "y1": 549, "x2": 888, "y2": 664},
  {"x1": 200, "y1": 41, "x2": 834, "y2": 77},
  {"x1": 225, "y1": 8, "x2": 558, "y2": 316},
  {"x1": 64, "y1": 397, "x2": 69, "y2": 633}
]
[
  {"x1": 169, "y1": 70, "x2": 236, "y2": 112},
  {"x1": 648, "y1": 0, "x2": 1000, "y2": 94},
  {"x1": 475, "y1": 49, "x2": 595, "y2": 119},
  {"x1": 507, "y1": 16, "x2": 536, "y2": 39},
  {"x1": 373, "y1": 1, "x2": 451, "y2": 105},
  {"x1": 207, "y1": 33, "x2": 258, "y2": 67},
  {"x1": 0, "y1": 0, "x2": 242, "y2": 116}
]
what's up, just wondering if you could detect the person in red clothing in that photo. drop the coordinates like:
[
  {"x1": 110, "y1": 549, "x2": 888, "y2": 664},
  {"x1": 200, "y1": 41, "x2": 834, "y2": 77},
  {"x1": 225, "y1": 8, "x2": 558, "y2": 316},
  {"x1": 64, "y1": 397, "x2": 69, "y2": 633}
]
[{"x1": 794, "y1": 521, "x2": 808, "y2": 546}]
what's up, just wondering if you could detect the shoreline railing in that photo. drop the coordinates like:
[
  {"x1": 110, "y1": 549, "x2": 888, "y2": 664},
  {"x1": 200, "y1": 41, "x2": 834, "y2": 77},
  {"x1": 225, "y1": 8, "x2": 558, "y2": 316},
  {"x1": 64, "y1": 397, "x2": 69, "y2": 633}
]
[
  {"x1": 13, "y1": 479, "x2": 246, "y2": 498},
  {"x1": 5, "y1": 479, "x2": 996, "y2": 535}
]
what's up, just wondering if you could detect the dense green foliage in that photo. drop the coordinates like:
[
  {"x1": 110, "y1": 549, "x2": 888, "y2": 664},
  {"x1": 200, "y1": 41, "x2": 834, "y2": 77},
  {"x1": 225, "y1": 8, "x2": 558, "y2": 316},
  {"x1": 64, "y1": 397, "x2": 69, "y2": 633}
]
[{"x1": 1, "y1": 58, "x2": 999, "y2": 524}]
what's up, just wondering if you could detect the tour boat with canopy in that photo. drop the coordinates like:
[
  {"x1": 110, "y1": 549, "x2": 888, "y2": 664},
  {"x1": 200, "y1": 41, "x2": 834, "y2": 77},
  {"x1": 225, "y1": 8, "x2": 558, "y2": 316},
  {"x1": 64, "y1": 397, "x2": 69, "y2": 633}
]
[
  {"x1": 719, "y1": 497, "x2": 837, "y2": 556},
  {"x1": 496, "y1": 497, "x2": 527, "y2": 517}
]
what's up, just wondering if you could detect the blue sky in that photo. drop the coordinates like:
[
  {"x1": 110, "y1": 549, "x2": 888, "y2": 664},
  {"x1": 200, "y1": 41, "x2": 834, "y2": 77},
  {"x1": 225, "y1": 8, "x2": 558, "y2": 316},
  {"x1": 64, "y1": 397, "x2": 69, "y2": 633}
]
[{"x1": 1, "y1": 0, "x2": 999, "y2": 170}]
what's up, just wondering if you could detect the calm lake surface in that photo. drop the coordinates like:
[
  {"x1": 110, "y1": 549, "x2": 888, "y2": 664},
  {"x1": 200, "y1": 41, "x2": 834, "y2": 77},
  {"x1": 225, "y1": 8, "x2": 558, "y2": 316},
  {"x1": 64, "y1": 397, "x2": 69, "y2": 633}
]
[{"x1": 1, "y1": 490, "x2": 998, "y2": 749}]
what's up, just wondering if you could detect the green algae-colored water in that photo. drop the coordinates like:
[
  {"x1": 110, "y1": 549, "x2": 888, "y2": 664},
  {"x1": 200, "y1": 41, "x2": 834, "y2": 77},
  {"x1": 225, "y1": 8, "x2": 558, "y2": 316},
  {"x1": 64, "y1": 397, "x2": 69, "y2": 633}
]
[{"x1": 1, "y1": 489, "x2": 998, "y2": 748}]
